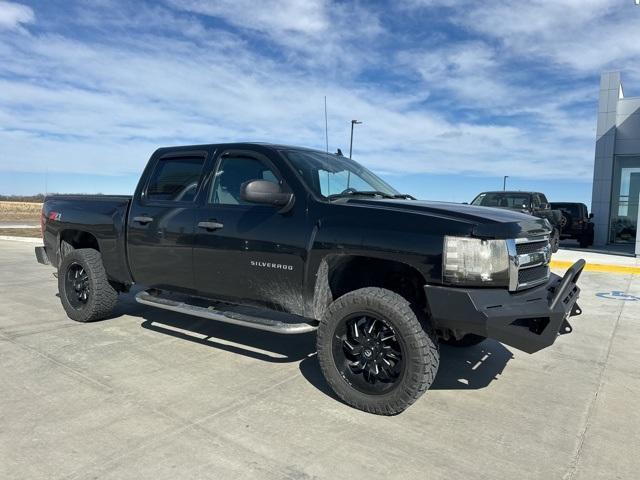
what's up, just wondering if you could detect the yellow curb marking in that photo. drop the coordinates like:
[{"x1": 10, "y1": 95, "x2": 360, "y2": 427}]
[{"x1": 550, "y1": 260, "x2": 640, "y2": 275}]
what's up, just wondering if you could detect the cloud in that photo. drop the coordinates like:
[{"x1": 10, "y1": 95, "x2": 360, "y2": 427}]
[
  {"x1": 0, "y1": 1, "x2": 33, "y2": 32},
  {"x1": 406, "y1": 0, "x2": 640, "y2": 78},
  {"x1": 0, "y1": 0, "x2": 622, "y2": 189},
  {"x1": 167, "y1": 0, "x2": 329, "y2": 34}
]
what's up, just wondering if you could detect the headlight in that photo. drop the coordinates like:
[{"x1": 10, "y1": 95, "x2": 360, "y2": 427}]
[{"x1": 443, "y1": 236, "x2": 510, "y2": 287}]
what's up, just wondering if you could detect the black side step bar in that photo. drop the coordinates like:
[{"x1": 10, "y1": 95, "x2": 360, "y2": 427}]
[{"x1": 135, "y1": 291, "x2": 318, "y2": 334}]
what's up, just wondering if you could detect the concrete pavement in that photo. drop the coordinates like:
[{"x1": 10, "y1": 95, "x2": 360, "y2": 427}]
[{"x1": 0, "y1": 239, "x2": 638, "y2": 479}]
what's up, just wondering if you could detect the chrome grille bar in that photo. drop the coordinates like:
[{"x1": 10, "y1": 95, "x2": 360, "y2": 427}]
[{"x1": 507, "y1": 235, "x2": 551, "y2": 291}]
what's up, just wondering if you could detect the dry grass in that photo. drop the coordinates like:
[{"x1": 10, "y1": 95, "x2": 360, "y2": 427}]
[
  {"x1": 0, "y1": 201, "x2": 42, "y2": 223},
  {"x1": 0, "y1": 228, "x2": 41, "y2": 238}
]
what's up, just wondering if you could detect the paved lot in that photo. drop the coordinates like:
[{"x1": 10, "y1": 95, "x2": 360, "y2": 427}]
[{"x1": 1, "y1": 239, "x2": 639, "y2": 480}]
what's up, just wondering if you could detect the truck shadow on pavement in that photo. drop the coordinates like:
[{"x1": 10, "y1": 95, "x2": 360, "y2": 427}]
[
  {"x1": 113, "y1": 292, "x2": 513, "y2": 394},
  {"x1": 430, "y1": 341, "x2": 514, "y2": 390},
  {"x1": 298, "y1": 340, "x2": 514, "y2": 401},
  {"x1": 131, "y1": 308, "x2": 317, "y2": 364}
]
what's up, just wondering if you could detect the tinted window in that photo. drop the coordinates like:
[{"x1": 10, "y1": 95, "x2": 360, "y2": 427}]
[
  {"x1": 532, "y1": 195, "x2": 541, "y2": 208},
  {"x1": 210, "y1": 156, "x2": 280, "y2": 205},
  {"x1": 553, "y1": 204, "x2": 581, "y2": 218},
  {"x1": 471, "y1": 193, "x2": 531, "y2": 208},
  {"x1": 146, "y1": 156, "x2": 205, "y2": 202}
]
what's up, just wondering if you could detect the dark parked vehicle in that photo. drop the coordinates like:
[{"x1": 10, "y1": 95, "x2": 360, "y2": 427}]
[
  {"x1": 471, "y1": 191, "x2": 563, "y2": 252},
  {"x1": 35, "y1": 143, "x2": 585, "y2": 415},
  {"x1": 550, "y1": 202, "x2": 594, "y2": 248}
]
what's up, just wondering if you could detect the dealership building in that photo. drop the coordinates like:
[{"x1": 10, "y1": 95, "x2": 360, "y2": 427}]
[{"x1": 591, "y1": 72, "x2": 640, "y2": 246}]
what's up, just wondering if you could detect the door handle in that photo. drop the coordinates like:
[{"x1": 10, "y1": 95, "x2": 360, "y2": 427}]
[
  {"x1": 198, "y1": 221, "x2": 224, "y2": 231},
  {"x1": 133, "y1": 216, "x2": 154, "y2": 224}
]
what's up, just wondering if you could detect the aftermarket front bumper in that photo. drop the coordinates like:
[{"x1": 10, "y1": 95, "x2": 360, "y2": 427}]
[{"x1": 424, "y1": 260, "x2": 585, "y2": 354}]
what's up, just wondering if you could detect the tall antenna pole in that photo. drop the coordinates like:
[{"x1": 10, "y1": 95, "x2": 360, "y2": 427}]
[{"x1": 324, "y1": 96, "x2": 329, "y2": 154}]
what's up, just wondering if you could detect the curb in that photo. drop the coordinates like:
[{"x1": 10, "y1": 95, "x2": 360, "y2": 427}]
[{"x1": 550, "y1": 260, "x2": 640, "y2": 275}]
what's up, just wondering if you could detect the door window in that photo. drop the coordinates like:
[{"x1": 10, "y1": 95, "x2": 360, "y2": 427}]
[
  {"x1": 210, "y1": 156, "x2": 281, "y2": 205},
  {"x1": 531, "y1": 195, "x2": 541, "y2": 209},
  {"x1": 146, "y1": 156, "x2": 206, "y2": 202}
]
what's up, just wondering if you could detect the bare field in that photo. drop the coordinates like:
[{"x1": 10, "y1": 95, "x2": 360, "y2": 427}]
[
  {"x1": 0, "y1": 228, "x2": 41, "y2": 237},
  {"x1": 0, "y1": 201, "x2": 42, "y2": 223}
]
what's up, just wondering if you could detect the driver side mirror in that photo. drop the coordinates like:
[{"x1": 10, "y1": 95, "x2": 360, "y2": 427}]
[
  {"x1": 540, "y1": 202, "x2": 550, "y2": 210},
  {"x1": 240, "y1": 180, "x2": 294, "y2": 210},
  {"x1": 589, "y1": 212, "x2": 594, "y2": 219}
]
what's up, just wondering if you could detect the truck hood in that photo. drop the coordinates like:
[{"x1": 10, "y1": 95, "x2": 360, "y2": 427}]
[{"x1": 343, "y1": 198, "x2": 551, "y2": 238}]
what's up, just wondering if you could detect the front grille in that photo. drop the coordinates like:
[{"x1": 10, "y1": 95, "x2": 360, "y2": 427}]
[
  {"x1": 516, "y1": 241, "x2": 548, "y2": 255},
  {"x1": 518, "y1": 265, "x2": 550, "y2": 285},
  {"x1": 510, "y1": 236, "x2": 551, "y2": 291}
]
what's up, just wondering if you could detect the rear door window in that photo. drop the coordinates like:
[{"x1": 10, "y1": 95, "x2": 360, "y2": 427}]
[{"x1": 146, "y1": 155, "x2": 206, "y2": 202}]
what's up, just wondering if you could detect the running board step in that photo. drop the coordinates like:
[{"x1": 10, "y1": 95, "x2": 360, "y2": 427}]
[{"x1": 135, "y1": 291, "x2": 318, "y2": 334}]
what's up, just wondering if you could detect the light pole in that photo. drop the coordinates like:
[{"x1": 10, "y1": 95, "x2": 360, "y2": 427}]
[
  {"x1": 349, "y1": 120, "x2": 362, "y2": 159},
  {"x1": 503, "y1": 176, "x2": 509, "y2": 191}
]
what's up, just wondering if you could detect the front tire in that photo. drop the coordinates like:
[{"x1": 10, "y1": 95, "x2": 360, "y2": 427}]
[
  {"x1": 316, "y1": 287, "x2": 439, "y2": 415},
  {"x1": 58, "y1": 249, "x2": 118, "y2": 322}
]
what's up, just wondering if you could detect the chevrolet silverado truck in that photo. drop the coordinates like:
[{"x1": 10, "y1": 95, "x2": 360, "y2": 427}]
[
  {"x1": 35, "y1": 143, "x2": 585, "y2": 415},
  {"x1": 470, "y1": 191, "x2": 564, "y2": 253}
]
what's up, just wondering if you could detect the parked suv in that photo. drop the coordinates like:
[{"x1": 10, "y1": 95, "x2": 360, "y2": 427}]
[
  {"x1": 471, "y1": 191, "x2": 563, "y2": 252},
  {"x1": 550, "y1": 202, "x2": 594, "y2": 248}
]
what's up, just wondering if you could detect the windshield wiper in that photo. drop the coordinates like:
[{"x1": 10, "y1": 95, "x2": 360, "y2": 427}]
[
  {"x1": 328, "y1": 190, "x2": 415, "y2": 200},
  {"x1": 328, "y1": 190, "x2": 395, "y2": 200},
  {"x1": 391, "y1": 193, "x2": 415, "y2": 200}
]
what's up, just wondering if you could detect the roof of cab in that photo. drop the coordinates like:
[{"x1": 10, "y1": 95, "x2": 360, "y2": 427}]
[{"x1": 154, "y1": 142, "x2": 329, "y2": 154}]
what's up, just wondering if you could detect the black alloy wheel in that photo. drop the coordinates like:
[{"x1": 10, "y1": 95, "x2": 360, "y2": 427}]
[
  {"x1": 332, "y1": 314, "x2": 405, "y2": 395},
  {"x1": 65, "y1": 262, "x2": 91, "y2": 308}
]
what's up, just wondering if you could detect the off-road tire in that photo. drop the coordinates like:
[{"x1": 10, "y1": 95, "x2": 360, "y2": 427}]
[
  {"x1": 58, "y1": 249, "x2": 118, "y2": 322},
  {"x1": 578, "y1": 232, "x2": 593, "y2": 249},
  {"x1": 441, "y1": 333, "x2": 486, "y2": 347},
  {"x1": 551, "y1": 228, "x2": 560, "y2": 253},
  {"x1": 316, "y1": 287, "x2": 439, "y2": 415}
]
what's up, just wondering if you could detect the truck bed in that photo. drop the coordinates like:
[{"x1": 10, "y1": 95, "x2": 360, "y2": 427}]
[{"x1": 42, "y1": 194, "x2": 133, "y2": 284}]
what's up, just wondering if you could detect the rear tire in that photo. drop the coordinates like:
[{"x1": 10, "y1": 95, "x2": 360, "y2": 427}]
[
  {"x1": 441, "y1": 333, "x2": 485, "y2": 347},
  {"x1": 58, "y1": 249, "x2": 118, "y2": 322},
  {"x1": 316, "y1": 287, "x2": 439, "y2": 415},
  {"x1": 579, "y1": 230, "x2": 593, "y2": 248}
]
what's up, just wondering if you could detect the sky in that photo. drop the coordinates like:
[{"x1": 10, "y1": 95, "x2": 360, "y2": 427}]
[{"x1": 1, "y1": 0, "x2": 640, "y2": 206}]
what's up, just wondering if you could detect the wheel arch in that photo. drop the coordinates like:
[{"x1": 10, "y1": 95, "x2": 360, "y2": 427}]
[
  {"x1": 311, "y1": 254, "x2": 429, "y2": 320},
  {"x1": 58, "y1": 229, "x2": 101, "y2": 261}
]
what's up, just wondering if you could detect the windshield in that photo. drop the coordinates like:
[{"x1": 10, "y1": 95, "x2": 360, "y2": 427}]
[
  {"x1": 472, "y1": 192, "x2": 531, "y2": 209},
  {"x1": 284, "y1": 149, "x2": 400, "y2": 199}
]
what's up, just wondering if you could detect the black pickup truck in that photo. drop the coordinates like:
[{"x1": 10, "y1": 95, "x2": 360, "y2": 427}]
[
  {"x1": 35, "y1": 143, "x2": 585, "y2": 415},
  {"x1": 471, "y1": 191, "x2": 564, "y2": 252}
]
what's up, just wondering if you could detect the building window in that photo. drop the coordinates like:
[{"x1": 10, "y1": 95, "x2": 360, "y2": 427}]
[{"x1": 609, "y1": 156, "x2": 640, "y2": 243}]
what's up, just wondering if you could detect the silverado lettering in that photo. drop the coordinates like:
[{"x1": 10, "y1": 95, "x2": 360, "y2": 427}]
[{"x1": 250, "y1": 260, "x2": 294, "y2": 270}]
